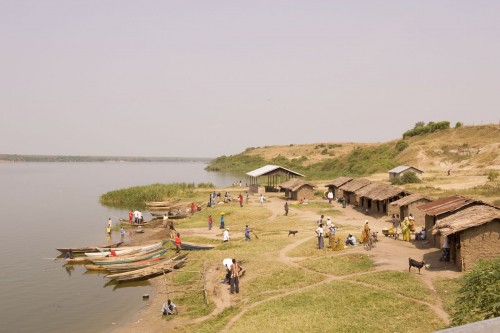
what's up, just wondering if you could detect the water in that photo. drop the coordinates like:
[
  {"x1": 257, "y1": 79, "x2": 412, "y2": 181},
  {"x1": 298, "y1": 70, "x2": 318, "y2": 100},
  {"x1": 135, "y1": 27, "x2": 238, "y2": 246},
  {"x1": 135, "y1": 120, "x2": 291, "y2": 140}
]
[{"x1": 0, "y1": 162, "x2": 240, "y2": 333}]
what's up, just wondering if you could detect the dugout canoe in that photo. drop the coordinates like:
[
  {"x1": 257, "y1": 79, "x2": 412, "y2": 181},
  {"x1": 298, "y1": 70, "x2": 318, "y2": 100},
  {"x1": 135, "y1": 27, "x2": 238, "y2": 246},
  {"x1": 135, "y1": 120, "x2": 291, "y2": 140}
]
[
  {"x1": 111, "y1": 257, "x2": 187, "y2": 283},
  {"x1": 89, "y1": 240, "x2": 165, "y2": 256},
  {"x1": 170, "y1": 239, "x2": 215, "y2": 250},
  {"x1": 89, "y1": 248, "x2": 167, "y2": 265},
  {"x1": 85, "y1": 255, "x2": 167, "y2": 272},
  {"x1": 56, "y1": 241, "x2": 123, "y2": 255}
]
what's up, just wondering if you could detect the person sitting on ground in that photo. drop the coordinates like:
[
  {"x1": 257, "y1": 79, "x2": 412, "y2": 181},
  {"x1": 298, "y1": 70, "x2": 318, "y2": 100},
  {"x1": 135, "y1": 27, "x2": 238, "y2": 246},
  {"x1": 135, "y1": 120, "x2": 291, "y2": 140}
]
[
  {"x1": 416, "y1": 227, "x2": 426, "y2": 241},
  {"x1": 345, "y1": 234, "x2": 357, "y2": 246},
  {"x1": 162, "y1": 299, "x2": 178, "y2": 316}
]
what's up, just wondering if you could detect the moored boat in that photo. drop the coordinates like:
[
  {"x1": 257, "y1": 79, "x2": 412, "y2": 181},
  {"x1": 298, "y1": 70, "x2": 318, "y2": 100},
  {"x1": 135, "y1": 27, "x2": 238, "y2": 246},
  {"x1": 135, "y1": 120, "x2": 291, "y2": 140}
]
[
  {"x1": 170, "y1": 239, "x2": 215, "y2": 250},
  {"x1": 108, "y1": 256, "x2": 187, "y2": 283}
]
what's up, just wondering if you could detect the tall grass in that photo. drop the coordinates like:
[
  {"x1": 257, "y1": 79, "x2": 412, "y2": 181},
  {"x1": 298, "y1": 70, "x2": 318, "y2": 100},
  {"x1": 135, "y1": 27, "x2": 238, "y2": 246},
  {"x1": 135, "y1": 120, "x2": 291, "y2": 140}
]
[{"x1": 100, "y1": 183, "x2": 201, "y2": 209}]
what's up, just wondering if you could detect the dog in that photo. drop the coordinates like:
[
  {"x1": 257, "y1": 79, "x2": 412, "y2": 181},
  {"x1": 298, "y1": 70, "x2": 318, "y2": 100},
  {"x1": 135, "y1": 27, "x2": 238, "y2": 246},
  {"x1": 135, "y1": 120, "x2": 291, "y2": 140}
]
[
  {"x1": 288, "y1": 230, "x2": 299, "y2": 237},
  {"x1": 409, "y1": 258, "x2": 426, "y2": 274}
]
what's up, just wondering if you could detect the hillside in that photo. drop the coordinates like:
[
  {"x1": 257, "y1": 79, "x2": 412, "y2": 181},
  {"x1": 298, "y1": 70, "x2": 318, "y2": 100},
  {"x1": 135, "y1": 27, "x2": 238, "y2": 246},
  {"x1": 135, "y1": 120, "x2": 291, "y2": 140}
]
[{"x1": 207, "y1": 125, "x2": 500, "y2": 176}]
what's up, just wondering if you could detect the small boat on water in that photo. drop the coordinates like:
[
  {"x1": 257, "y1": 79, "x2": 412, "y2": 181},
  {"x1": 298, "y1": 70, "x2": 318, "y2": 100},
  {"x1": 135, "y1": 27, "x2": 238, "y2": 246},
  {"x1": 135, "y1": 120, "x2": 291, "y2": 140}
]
[
  {"x1": 170, "y1": 239, "x2": 215, "y2": 250},
  {"x1": 56, "y1": 242, "x2": 123, "y2": 255}
]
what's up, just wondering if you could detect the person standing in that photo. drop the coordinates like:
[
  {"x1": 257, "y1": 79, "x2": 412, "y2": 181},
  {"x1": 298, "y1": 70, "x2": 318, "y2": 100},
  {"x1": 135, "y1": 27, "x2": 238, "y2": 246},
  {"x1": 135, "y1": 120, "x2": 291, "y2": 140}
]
[
  {"x1": 128, "y1": 210, "x2": 133, "y2": 224},
  {"x1": 327, "y1": 191, "x2": 334, "y2": 204},
  {"x1": 223, "y1": 228, "x2": 230, "y2": 242},
  {"x1": 219, "y1": 212, "x2": 225, "y2": 229},
  {"x1": 169, "y1": 220, "x2": 176, "y2": 239},
  {"x1": 316, "y1": 224, "x2": 324, "y2": 249},
  {"x1": 402, "y1": 217, "x2": 411, "y2": 242},
  {"x1": 120, "y1": 227, "x2": 125, "y2": 240},
  {"x1": 208, "y1": 215, "x2": 213, "y2": 230},
  {"x1": 259, "y1": 194, "x2": 264, "y2": 206},
  {"x1": 391, "y1": 214, "x2": 401, "y2": 238},
  {"x1": 245, "y1": 192, "x2": 249, "y2": 204},
  {"x1": 239, "y1": 194, "x2": 243, "y2": 207},
  {"x1": 440, "y1": 236, "x2": 450, "y2": 261},
  {"x1": 284, "y1": 202, "x2": 289, "y2": 216},
  {"x1": 133, "y1": 210, "x2": 139, "y2": 224},
  {"x1": 107, "y1": 218, "x2": 112, "y2": 228},
  {"x1": 106, "y1": 225, "x2": 111, "y2": 237},
  {"x1": 174, "y1": 233, "x2": 182, "y2": 253},
  {"x1": 244, "y1": 225, "x2": 251, "y2": 241},
  {"x1": 162, "y1": 214, "x2": 169, "y2": 228},
  {"x1": 230, "y1": 258, "x2": 243, "y2": 294},
  {"x1": 361, "y1": 221, "x2": 370, "y2": 244}
]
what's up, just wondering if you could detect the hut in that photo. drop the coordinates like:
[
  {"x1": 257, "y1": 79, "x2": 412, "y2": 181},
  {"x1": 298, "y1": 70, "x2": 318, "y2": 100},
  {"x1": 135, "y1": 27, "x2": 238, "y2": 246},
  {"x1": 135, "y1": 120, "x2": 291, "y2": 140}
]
[
  {"x1": 325, "y1": 176, "x2": 353, "y2": 199},
  {"x1": 246, "y1": 165, "x2": 304, "y2": 194},
  {"x1": 388, "y1": 193, "x2": 432, "y2": 226},
  {"x1": 431, "y1": 205, "x2": 500, "y2": 271},
  {"x1": 279, "y1": 179, "x2": 316, "y2": 201},
  {"x1": 418, "y1": 195, "x2": 481, "y2": 247},
  {"x1": 338, "y1": 178, "x2": 371, "y2": 206},
  {"x1": 388, "y1": 165, "x2": 424, "y2": 181},
  {"x1": 354, "y1": 182, "x2": 409, "y2": 215}
]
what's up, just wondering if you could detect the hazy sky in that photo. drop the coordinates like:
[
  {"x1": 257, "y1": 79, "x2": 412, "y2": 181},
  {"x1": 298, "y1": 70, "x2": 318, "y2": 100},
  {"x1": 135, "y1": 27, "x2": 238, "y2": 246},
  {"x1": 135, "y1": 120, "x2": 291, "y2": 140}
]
[{"x1": 1, "y1": 1, "x2": 499, "y2": 158}]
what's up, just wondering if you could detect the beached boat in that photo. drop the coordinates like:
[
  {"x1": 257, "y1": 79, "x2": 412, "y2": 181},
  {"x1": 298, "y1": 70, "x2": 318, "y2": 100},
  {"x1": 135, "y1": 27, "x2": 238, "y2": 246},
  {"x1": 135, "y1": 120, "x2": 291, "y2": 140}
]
[
  {"x1": 150, "y1": 212, "x2": 190, "y2": 219},
  {"x1": 108, "y1": 257, "x2": 187, "y2": 283},
  {"x1": 119, "y1": 218, "x2": 149, "y2": 226},
  {"x1": 90, "y1": 248, "x2": 167, "y2": 265},
  {"x1": 56, "y1": 242, "x2": 123, "y2": 255},
  {"x1": 89, "y1": 240, "x2": 165, "y2": 257},
  {"x1": 85, "y1": 255, "x2": 166, "y2": 272},
  {"x1": 170, "y1": 239, "x2": 215, "y2": 250}
]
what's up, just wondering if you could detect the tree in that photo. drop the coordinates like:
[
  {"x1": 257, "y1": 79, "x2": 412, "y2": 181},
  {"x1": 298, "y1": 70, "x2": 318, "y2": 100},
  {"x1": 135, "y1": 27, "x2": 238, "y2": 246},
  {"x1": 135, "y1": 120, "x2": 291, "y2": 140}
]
[
  {"x1": 451, "y1": 257, "x2": 500, "y2": 326},
  {"x1": 415, "y1": 121, "x2": 425, "y2": 128}
]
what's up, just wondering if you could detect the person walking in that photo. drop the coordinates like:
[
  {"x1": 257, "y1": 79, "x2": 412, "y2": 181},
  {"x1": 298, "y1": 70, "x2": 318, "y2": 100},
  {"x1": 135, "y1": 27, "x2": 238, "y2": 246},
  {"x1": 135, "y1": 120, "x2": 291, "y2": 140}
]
[
  {"x1": 230, "y1": 258, "x2": 243, "y2": 294},
  {"x1": 284, "y1": 202, "x2": 289, "y2": 216},
  {"x1": 259, "y1": 194, "x2": 264, "y2": 206},
  {"x1": 244, "y1": 225, "x2": 251, "y2": 241},
  {"x1": 174, "y1": 233, "x2": 182, "y2": 253},
  {"x1": 219, "y1": 212, "x2": 225, "y2": 229},
  {"x1": 223, "y1": 228, "x2": 230, "y2": 242},
  {"x1": 208, "y1": 215, "x2": 213, "y2": 230},
  {"x1": 327, "y1": 191, "x2": 334, "y2": 204},
  {"x1": 239, "y1": 194, "x2": 243, "y2": 207},
  {"x1": 245, "y1": 191, "x2": 249, "y2": 204}
]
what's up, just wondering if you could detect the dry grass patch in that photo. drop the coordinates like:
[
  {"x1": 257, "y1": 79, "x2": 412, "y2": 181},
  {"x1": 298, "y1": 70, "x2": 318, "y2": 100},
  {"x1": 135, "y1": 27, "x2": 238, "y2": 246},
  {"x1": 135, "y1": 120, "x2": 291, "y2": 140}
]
[
  {"x1": 300, "y1": 253, "x2": 373, "y2": 276},
  {"x1": 230, "y1": 281, "x2": 446, "y2": 333},
  {"x1": 351, "y1": 270, "x2": 435, "y2": 304}
]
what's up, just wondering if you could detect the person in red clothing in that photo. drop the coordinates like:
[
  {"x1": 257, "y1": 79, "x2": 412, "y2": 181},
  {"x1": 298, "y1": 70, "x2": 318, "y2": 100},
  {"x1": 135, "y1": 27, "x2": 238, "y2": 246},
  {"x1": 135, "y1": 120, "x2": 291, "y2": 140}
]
[
  {"x1": 175, "y1": 233, "x2": 182, "y2": 253},
  {"x1": 110, "y1": 249, "x2": 117, "y2": 256},
  {"x1": 128, "y1": 210, "x2": 133, "y2": 223},
  {"x1": 239, "y1": 194, "x2": 243, "y2": 207}
]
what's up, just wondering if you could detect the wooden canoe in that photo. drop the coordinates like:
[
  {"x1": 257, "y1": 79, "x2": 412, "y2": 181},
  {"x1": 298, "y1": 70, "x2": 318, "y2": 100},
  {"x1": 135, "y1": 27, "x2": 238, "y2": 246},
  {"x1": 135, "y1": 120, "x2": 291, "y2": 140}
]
[
  {"x1": 85, "y1": 255, "x2": 166, "y2": 272},
  {"x1": 90, "y1": 248, "x2": 167, "y2": 265},
  {"x1": 56, "y1": 242, "x2": 123, "y2": 255},
  {"x1": 170, "y1": 239, "x2": 215, "y2": 250},
  {"x1": 112, "y1": 257, "x2": 187, "y2": 283}
]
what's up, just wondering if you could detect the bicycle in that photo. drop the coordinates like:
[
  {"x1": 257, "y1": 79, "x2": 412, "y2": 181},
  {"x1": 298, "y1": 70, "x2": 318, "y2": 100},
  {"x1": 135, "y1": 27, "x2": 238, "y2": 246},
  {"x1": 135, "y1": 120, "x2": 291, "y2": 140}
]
[{"x1": 364, "y1": 232, "x2": 378, "y2": 251}]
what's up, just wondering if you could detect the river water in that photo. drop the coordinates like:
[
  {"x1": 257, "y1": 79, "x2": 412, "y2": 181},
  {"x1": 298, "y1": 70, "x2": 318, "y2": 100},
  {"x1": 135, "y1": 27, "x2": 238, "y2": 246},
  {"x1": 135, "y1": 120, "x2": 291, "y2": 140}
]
[{"x1": 0, "y1": 162, "x2": 239, "y2": 333}]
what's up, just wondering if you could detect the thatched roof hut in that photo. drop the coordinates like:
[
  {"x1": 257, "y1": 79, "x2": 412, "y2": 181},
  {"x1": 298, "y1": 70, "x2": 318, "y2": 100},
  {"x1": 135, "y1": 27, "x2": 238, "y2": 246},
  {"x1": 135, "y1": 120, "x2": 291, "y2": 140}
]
[
  {"x1": 353, "y1": 182, "x2": 408, "y2": 215},
  {"x1": 279, "y1": 179, "x2": 316, "y2": 201},
  {"x1": 325, "y1": 177, "x2": 353, "y2": 188},
  {"x1": 388, "y1": 193, "x2": 432, "y2": 225},
  {"x1": 338, "y1": 178, "x2": 371, "y2": 206},
  {"x1": 431, "y1": 205, "x2": 500, "y2": 271},
  {"x1": 431, "y1": 205, "x2": 500, "y2": 237}
]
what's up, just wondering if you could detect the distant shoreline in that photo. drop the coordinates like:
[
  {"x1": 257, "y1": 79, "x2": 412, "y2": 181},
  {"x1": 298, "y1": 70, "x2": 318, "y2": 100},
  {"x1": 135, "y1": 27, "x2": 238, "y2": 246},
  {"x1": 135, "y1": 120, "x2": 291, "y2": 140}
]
[{"x1": 0, "y1": 154, "x2": 213, "y2": 163}]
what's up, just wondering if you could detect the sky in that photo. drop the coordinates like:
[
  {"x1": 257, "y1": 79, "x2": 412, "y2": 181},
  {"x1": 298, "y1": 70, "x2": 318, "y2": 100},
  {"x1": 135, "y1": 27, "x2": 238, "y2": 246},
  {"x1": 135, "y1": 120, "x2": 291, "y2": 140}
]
[{"x1": 1, "y1": 1, "x2": 499, "y2": 158}]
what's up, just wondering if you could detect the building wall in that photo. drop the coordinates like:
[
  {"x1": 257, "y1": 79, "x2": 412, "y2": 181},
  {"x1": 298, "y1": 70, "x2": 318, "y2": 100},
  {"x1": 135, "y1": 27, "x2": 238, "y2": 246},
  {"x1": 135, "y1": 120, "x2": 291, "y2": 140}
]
[
  {"x1": 459, "y1": 221, "x2": 500, "y2": 271},
  {"x1": 388, "y1": 204, "x2": 399, "y2": 217},
  {"x1": 297, "y1": 186, "x2": 314, "y2": 200},
  {"x1": 405, "y1": 200, "x2": 429, "y2": 227}
]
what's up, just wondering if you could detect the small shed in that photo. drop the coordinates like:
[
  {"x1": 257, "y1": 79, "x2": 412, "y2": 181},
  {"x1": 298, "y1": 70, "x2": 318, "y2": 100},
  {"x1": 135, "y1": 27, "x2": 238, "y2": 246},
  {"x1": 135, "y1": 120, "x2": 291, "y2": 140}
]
[
  {"x1": 325, "y1": 176, "x2": 353, "y2": 198},
  {"x1": 280, "y1": 179, "x2": 316, "y2": 201},
  {"x1": 338, "y1": 178, "x2": 371, "y2": 206},
  {"x1": 431, "y1": 205, "x2": 500, "y2": 271},
  {"x1": 418, "y1": 195, "x2": 480, "y2": 247},
  {"x1": 389, "y1": 193, "x2": 432, "y2": 226},
  {"x1": 354, "y1": 182, "x2": 408, "y2": 215},
  {"x1": 246, "y1": 165, "x2": 304, "y2": 194},
  {"x1": 388, "y1": 165, "x2": 424, "y2": 181}
]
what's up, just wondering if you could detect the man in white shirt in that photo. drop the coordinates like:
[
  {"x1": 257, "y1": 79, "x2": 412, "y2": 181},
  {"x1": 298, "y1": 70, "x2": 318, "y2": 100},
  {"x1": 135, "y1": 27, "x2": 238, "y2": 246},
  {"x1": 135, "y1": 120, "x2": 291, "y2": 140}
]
[
  {"x1": 345, "y1": 234, "x2": 357, "y2": 246},
  {"x1": 162, "y1": 299, "x2": 178, "y2": 315},
  {"x1": 316, "y1": 224, "x2": 324, "y2": 249},
  {"x1": 223, "y1": 228, "x2": 230, "y2": 242}
]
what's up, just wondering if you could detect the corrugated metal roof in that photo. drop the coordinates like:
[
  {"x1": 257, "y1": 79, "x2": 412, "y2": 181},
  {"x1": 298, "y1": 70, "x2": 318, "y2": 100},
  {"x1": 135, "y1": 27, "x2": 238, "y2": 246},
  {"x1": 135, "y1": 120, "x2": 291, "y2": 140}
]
[
  {"x1": 325, "y1": 176, "x2": 353, "y2": 188},
  {"x1": 418, "y1": 195, "x2": 476, "y2": 216},
  {"x1": 246, "y1": 165, "x2": 305, "y2": 178},
  {"x1": 388, "y1": 165, "x2": 424, "y2": 174}
]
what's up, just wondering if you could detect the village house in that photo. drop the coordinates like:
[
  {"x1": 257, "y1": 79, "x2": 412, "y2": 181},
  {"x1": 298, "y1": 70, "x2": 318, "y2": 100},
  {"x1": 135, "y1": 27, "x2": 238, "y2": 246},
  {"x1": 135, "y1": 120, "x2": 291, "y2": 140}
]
[
  {"x1": 431, "y1": 205, "x2": 500, "y2": 271},
  {"x1": 279, "y1": 178, "x2": 316, "y2": 201},
  {"x1": 388, "y1": 193, "x2": 432, "y2": 226},
  {"x1": 338, "y1": 178, "x2": 371, "y2": 206},
  {"x1": 354, "y1": 182, "x2": 409, "y2": 215},
  {"x1": 388, "y1": 165, "x2": 424, "y2": 181},
  {"x1": 418, "y1": 195, "x2": 483, "y2": 247},
  {"x1": 246, "y1": 165, "x2": 304, "y2": 194},
  {"x1": 324, "y1": 176, "x2": 353, "y2": 199}
]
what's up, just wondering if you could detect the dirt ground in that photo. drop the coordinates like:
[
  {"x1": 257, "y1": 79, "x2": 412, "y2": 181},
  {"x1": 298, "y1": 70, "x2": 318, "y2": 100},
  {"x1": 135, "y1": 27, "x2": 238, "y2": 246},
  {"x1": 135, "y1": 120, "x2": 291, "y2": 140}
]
[{"x1": 112, "y1": 193, "x2": 462, "y2": 333}]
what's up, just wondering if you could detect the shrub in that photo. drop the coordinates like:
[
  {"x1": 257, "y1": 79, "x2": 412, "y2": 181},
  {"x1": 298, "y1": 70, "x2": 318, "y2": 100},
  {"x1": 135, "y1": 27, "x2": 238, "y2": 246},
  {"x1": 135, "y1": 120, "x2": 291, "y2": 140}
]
[
  {"x1": 395, "y1": 140, "x2": 409, "y2": 152},
  {"x1": 487, "y1": 171, "x2": 499, "y2": 182},
  {"x1": 391, "y1": 172, "x2": 422, "y2": 185},
  {"x1": 455, "y1": 122, "x2": 463, "y2": 128},
  {"x1": 403, "y1": 121, "x2": 450, "y2": 138},
  {"x1": 451, "y1": 257, "x2": 500, "y2": 326}
]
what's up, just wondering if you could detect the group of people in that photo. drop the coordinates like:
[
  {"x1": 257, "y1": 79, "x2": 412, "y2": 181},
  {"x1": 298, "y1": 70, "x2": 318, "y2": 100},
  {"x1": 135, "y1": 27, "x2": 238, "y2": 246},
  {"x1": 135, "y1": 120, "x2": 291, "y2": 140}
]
[
  {"x1": 128, "y1": 210, "x2": 144, "y2": 224},
  {"x1": 223, "y1": 258, "x2": 244, "y2": 294},
  {"x1": 315, "y1": 215, "x2": 337, "y2": 249},
  {"x1": 391, "y1": 214, "x2": 419, "y2": 241}
]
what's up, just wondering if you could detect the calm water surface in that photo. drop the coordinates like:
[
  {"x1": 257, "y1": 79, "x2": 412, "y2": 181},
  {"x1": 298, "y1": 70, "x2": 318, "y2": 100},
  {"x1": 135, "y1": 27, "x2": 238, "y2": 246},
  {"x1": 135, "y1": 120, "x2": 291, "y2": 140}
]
[{"x1": 0, "y1": 162, "x2": 239, "y2": 333}]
